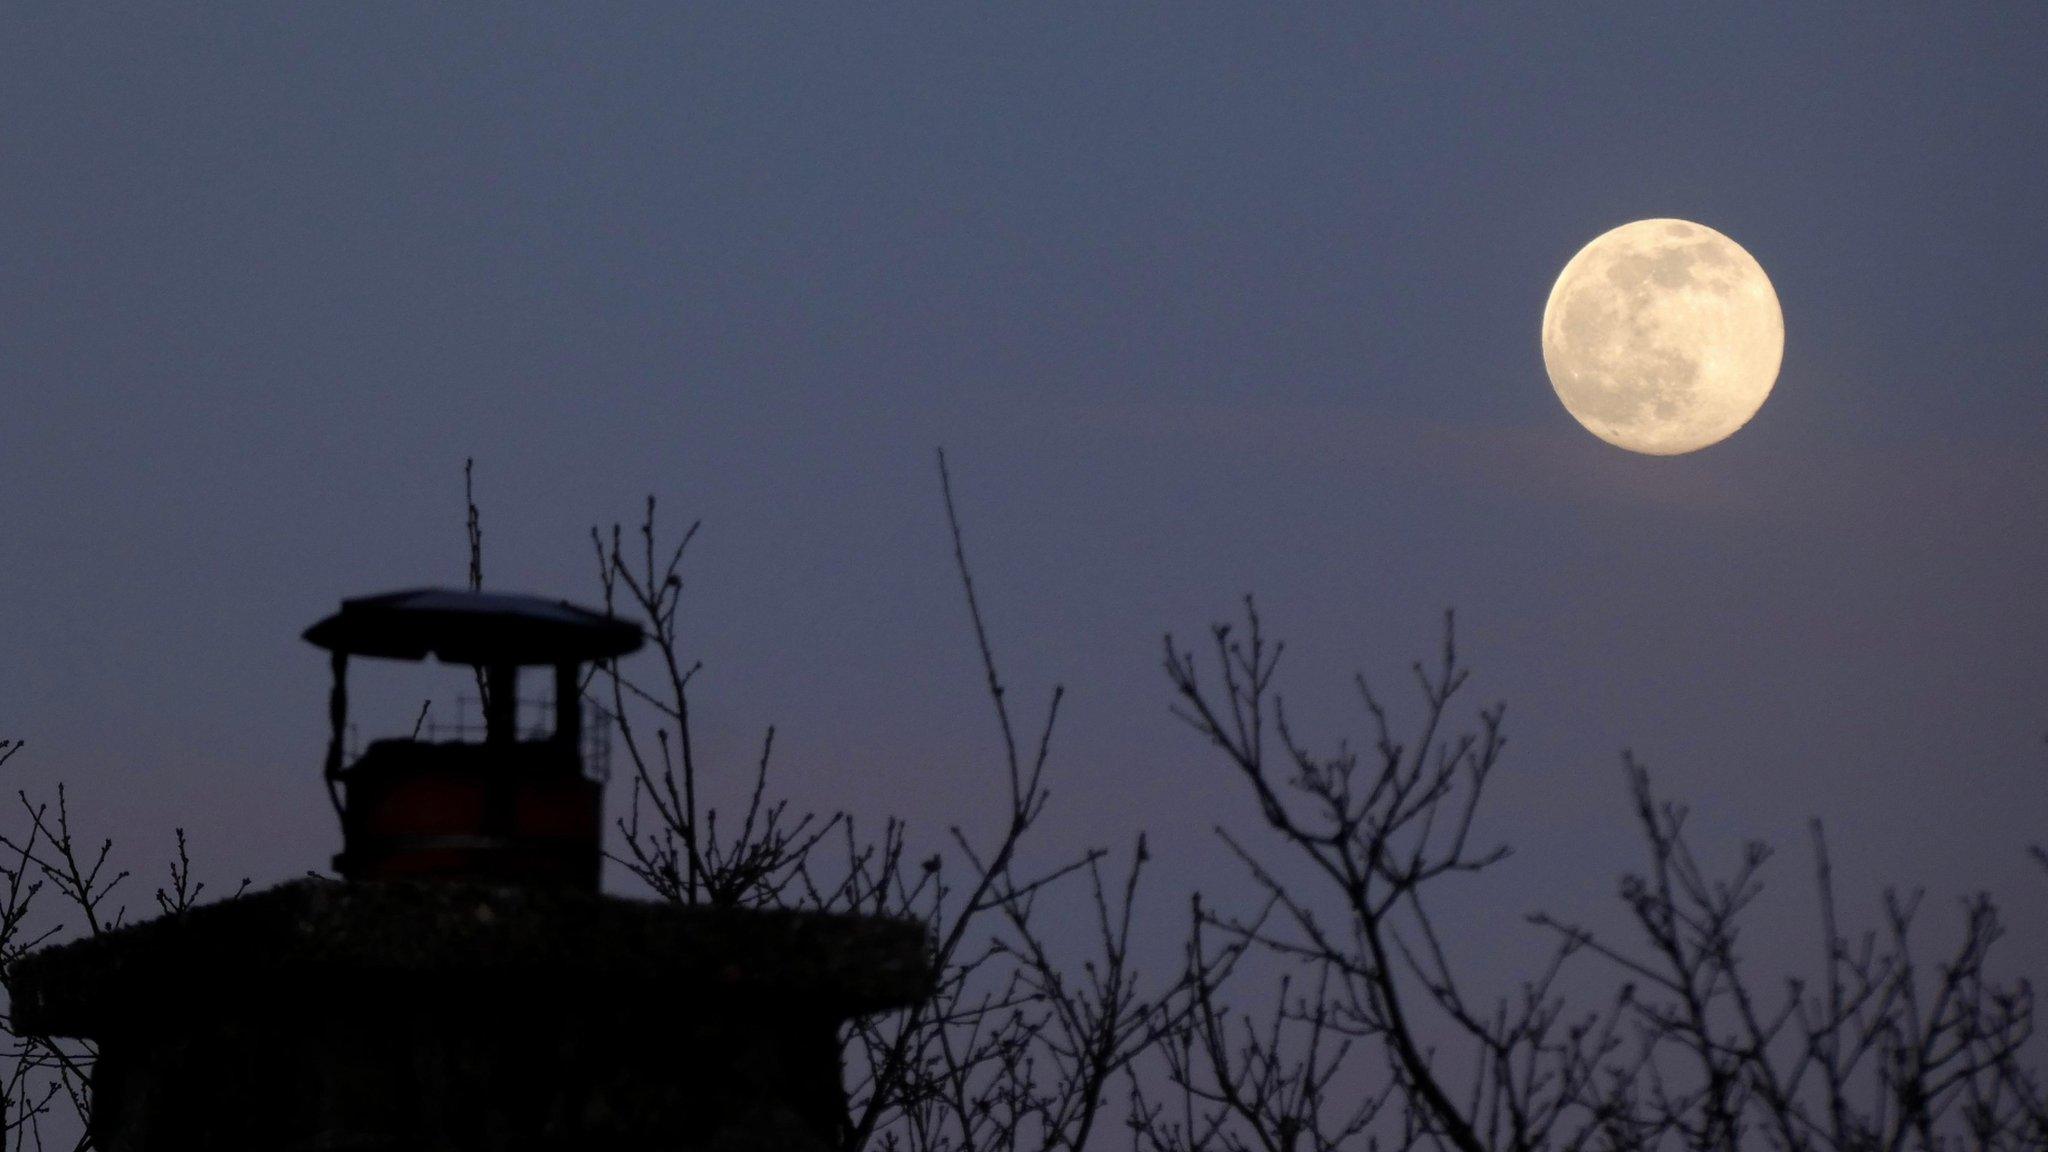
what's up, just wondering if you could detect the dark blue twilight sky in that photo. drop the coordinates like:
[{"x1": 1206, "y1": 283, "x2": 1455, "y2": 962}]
[{"x1": 2, "y1": 8, "x2": 2043, "y2": 982}]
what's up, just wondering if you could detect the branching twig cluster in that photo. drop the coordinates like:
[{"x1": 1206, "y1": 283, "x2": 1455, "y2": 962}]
[
  {"x1": 1154, "y1": 599, "x2": 2043, "y2": 1151},
  {"x1": 0, "y1": 753, "x2": 239, "y2": 1151},
  {"x1": 1529, "y1": 761, "x2": 2043, "y2": 1151},
  {"x1": 587, "y1": 454, "x2": 1191, "y2": 1151}
]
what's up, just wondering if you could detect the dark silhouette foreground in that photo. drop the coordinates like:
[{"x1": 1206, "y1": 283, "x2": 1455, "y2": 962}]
[
  {"x1": 1, "y1": 457, "x2": 2039, "y2": 1150},
  {"x1": 11, "y1": 585, "x2": 933, "y2": 1151}
]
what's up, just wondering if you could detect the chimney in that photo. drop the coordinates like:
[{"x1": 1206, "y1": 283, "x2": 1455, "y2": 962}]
[
  {"x1": 5, "y1": 589, "x2": 932, "y2": 1151},
  {"x1": 300, "y1": 588, "x2": 649, "y2": 888}
]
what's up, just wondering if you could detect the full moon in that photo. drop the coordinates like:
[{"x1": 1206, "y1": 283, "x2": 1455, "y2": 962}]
[{"x1": 1541, "y1": 218, "x2": 1783, "y2": 455}]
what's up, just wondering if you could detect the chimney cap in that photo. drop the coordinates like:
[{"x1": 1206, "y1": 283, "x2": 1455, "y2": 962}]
[{"x1": 303, "y1": 588, "x2": 644, "y2": 667}]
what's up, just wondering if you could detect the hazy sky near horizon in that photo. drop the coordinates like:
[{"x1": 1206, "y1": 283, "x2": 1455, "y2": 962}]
[{"x1": 3, "y1": 7, "x2": 2044, "y2": 982}]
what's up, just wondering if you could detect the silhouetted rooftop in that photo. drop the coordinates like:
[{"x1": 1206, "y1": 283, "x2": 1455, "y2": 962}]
[
  {"x1": 303, "y1": 588, "x2": 644, "y2": 666},
  {"x1": 9, "y1": 879, "x2": 934, "y2": 1034}
]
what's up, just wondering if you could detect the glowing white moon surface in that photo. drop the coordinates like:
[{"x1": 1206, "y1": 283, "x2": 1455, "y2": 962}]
[{"x1": 1541, "y1": 218, "x2": 1783, "y2": 455}]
